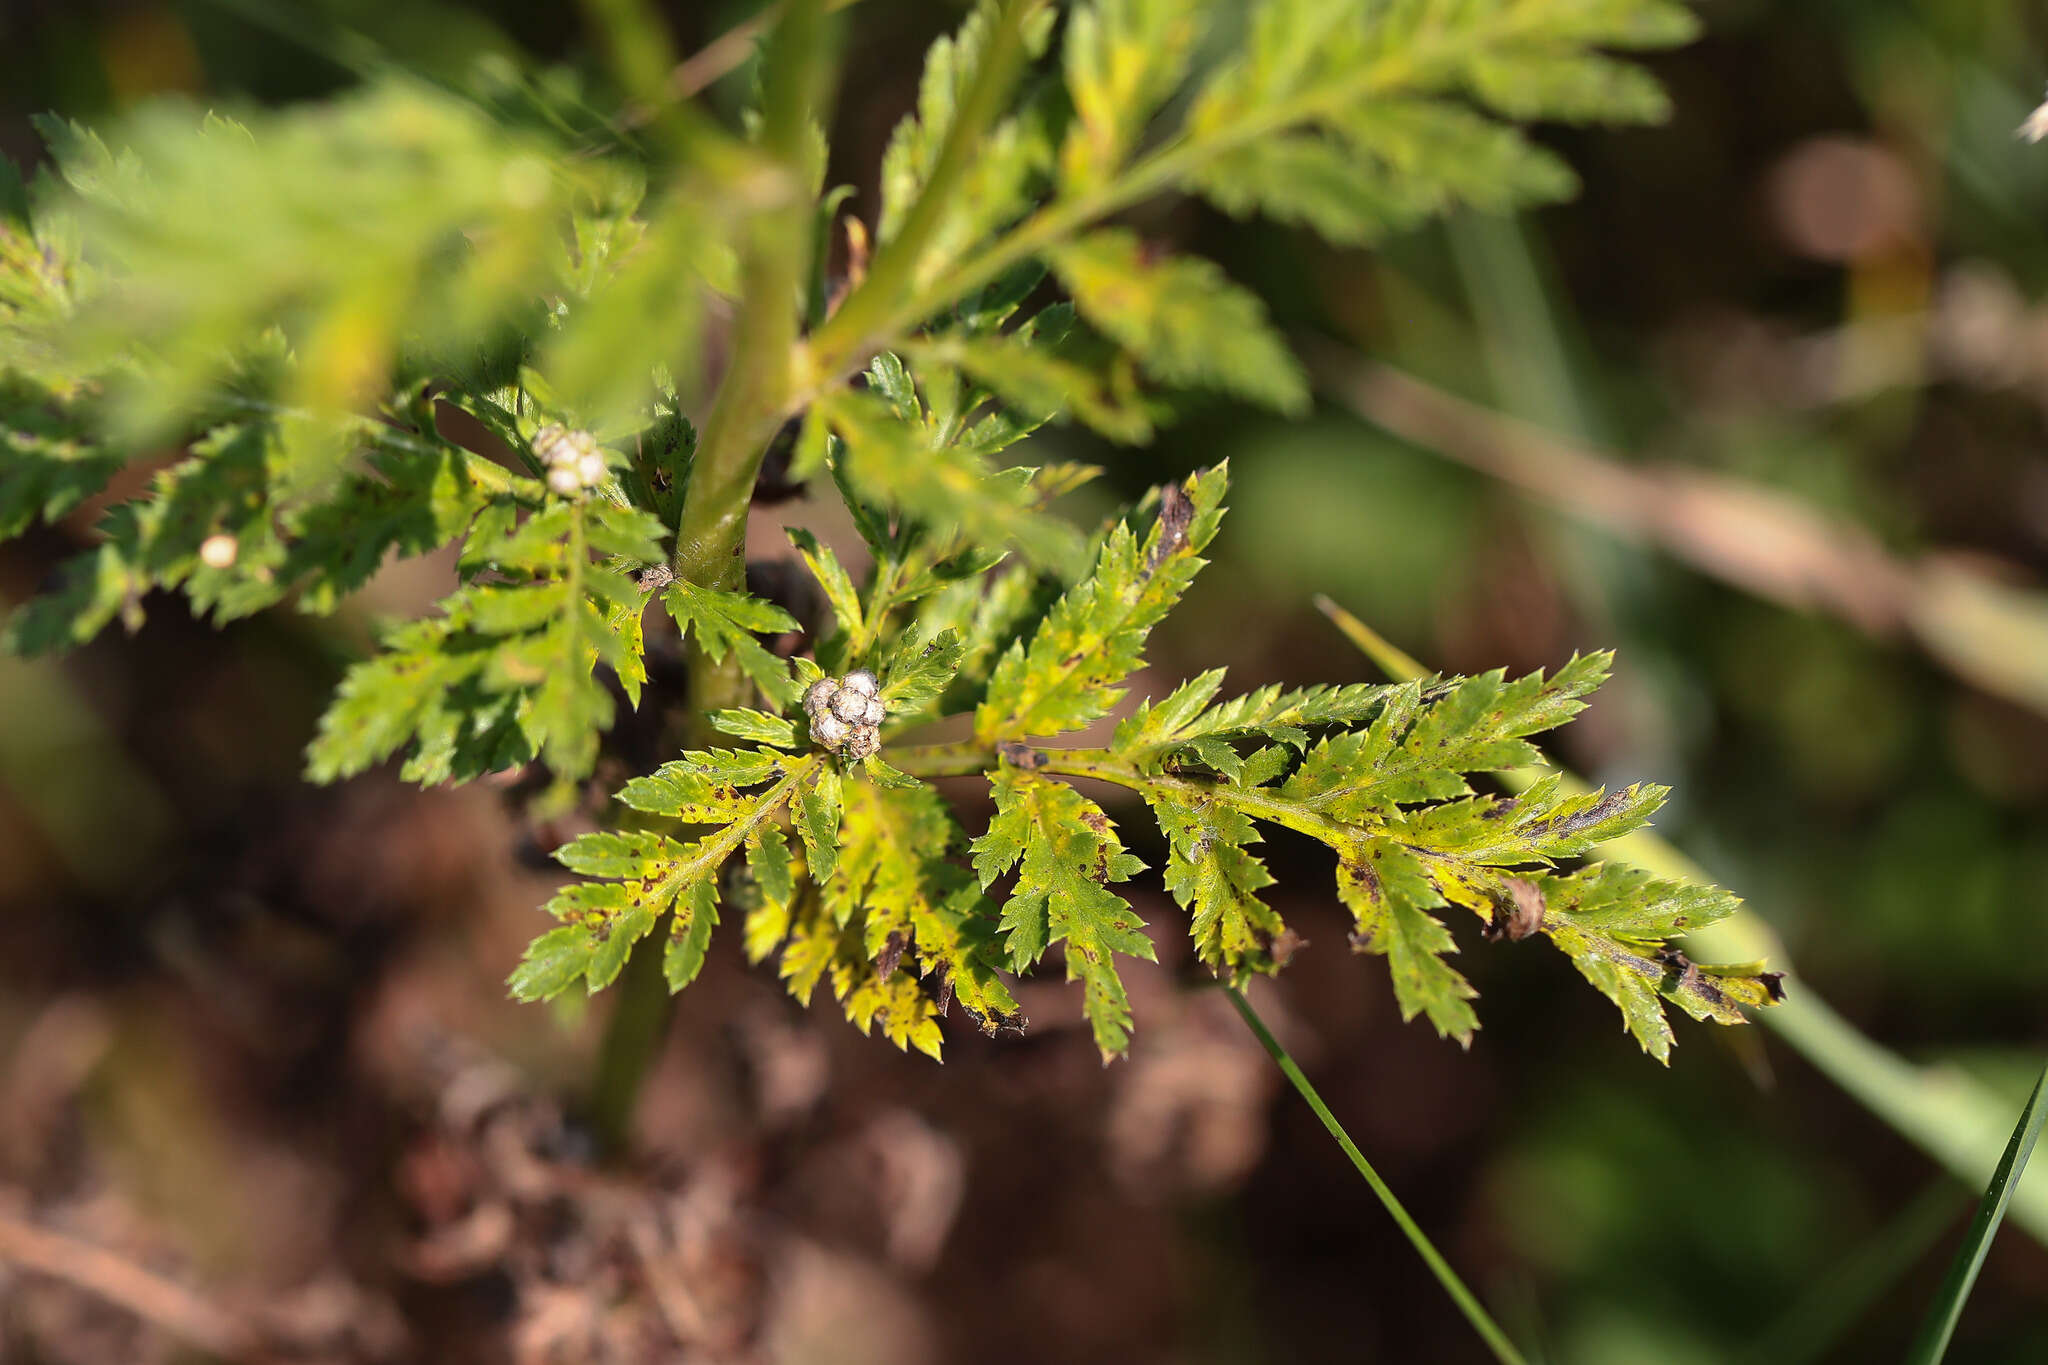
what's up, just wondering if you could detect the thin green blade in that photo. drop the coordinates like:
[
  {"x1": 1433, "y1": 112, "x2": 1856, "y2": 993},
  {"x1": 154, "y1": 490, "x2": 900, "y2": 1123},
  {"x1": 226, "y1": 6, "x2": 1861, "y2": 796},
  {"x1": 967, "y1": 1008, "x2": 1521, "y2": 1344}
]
[
  {"x1": 1226, "y1": 985, "x2": 1528, "y2": 1365},
  {"x1": 1905, "y1": 1060, "x2": 2048, "y2": 1364}
]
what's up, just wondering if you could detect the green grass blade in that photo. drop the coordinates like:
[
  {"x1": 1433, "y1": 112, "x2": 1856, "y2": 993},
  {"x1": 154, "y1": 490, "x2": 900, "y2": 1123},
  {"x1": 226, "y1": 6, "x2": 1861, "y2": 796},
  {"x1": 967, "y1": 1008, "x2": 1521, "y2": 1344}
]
[
  {"x1": 1313, "y1": 594, "x2": 2048, "y2": 1247},
  {"x1": 1905, "y1": 1059, "x2": 2048, "y2": 1364},
  {"x1": 1225, "y1": 985, "x2": 1529, "y2": 1365}
]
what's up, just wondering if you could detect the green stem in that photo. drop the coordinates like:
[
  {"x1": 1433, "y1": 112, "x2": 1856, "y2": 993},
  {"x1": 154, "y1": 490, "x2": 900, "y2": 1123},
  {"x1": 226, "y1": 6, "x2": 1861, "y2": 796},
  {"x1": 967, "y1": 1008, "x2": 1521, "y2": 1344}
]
[
  {"x1": 1043, "y1": 749, "x2": 1362, "y2": 845},
  {"x1": 889, "y1": 738, "x2": 992, "y2": 778},
  {"x1": 888, "y1": 740, "x2": 1367, "y2": 845},
  {"x1": 588, "y1": 915, "x2": 673, "y2": 1151},
  {"x1": 672, "y1": 0, "x2": 831, "y2": 597},
  {"x1": 806, "y1": 0, "x2": 1049, "y2": 371},
  {"x1": 1225, "y1": 985, "x2": 1527, "y2": 1365},
  {"x1": 590, "y1": 0, "x2": 834, "y2": 1158}
]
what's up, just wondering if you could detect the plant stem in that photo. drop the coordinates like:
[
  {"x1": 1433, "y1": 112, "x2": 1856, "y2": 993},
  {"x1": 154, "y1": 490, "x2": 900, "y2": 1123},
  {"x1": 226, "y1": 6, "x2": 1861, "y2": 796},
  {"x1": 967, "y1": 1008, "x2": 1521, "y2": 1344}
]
[
  {"x1": 588, "y1": 913, "x2": 675, "y2": 1152},
  {"x1": 889, "y1": 738, "x2": 995, "y2": 778},
  {"x1": 888, "y1": 740, "x2": 1369, "y2": 846},
  {"x1": 1043, "y1": 749, "x2": 1363, "y2": 846},
  {"x1": 1225, "y1": 985, "x2": 1528, "y2": 1365},
  {"x1": 806, "y1": 0, "x2": 1049, "y2": 371},
  {"x1": 589, "y1": 0, "x2": 835, "y2": 1158}
]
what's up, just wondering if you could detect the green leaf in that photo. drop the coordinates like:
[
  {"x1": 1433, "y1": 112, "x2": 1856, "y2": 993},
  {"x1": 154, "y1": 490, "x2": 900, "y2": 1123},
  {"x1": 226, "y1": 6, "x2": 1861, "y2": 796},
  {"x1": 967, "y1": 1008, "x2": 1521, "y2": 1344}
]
[
  {"x1": 817, "y1": 388, "x2": 1085, "y2": 572},
  {"x1": 1112, "y1": 669, "x2": 1398, "y2": 773},
  {"x1": 787, "y1": 525, "x2": 864, "y2": 644},
  {"x1": 1471, "y1": 863, "x2": 1771, "y2": 1062},
  {"x1": 1196, "y1": 107, "x2": 1578, "y2": 245},
  {"x1": 1906, "y1": 1060, "x2": 2048, "y2": 1365},
  {"x1": 1389, "y1": 775, "x2": 1668, "y2": 866},
  {"x1": 711, "y1": 708, "x2": 800, "y2": 748},
  {"x1": 914, "y1": 330, "x2": 1154, "y2": 444},
  {"x1": 664, "y1": 877, "x2": 721, "y2": 991},
  {"x1": 876, "y1": 0, "x2": 1059, "y2": 252},
  {"x1": 510, "y1": 755, "x2": 814, "y2": 1001},
  {"x1": 1060, "y1": 0, "x2": 1206, "y2": 192},
  {"x1": 972, "y1": 768, "x2": 1151, "y2": 1059},
  {"x1": 1049, "y1": 230, "x2": 1307, "y2": 412},
  {"x1": 807, "y1": 778, "x2": 1020, "y2": 1051},
  {"x1": 1461, "y1": 51, "x2": 1674, "y2": 124},
  {"x1": 45, "y1": 81, "x2": 600, "y2": 476},
  {"x1": 306, "y1": 610, "x2": 518, "y2": 786},
  {"x1": 1336, "y1": 837, "x2": 1479, "y2": 1044},
  {"x1": 741, "y1": 823, "x2": 796, "y2": 963},
  {"x1": 620, "y1": 749, "x2": 795, "y2": 818},
  {"x1": 861, "y1": 755, "x2": 923, "y2": 790},
  {"x1": 795, "y1": 761, "x2": 844, "y2": 884},
  {"x1": 543, "y1": 192, "x2": 720, "y2": 429},
  {"x1": 0, "y1": 379, "x2": 122, "y2": 541},
  {"x1": 1147, "y1": 791, "x2": 1284, "y2": 983},
  {"x1": 879, "y1": 626, "x2": 966, "y2": 710},
  {"x1": 976, "y1": 464, "x2": 1227, "y2": 742},
  {"x1": 664, "y1": 577, "x2": 801, "y2": 708},
  {"x1": 1281, "y1": 655, "x2": 1612, "y2": 817}
]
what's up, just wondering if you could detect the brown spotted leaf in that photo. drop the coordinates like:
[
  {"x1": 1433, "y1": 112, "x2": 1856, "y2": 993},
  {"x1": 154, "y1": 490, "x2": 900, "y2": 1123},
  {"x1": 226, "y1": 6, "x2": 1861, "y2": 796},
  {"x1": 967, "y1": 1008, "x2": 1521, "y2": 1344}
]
[{"x1": 1335, "y1": 837, "x2": 1479, "y2": 1043}]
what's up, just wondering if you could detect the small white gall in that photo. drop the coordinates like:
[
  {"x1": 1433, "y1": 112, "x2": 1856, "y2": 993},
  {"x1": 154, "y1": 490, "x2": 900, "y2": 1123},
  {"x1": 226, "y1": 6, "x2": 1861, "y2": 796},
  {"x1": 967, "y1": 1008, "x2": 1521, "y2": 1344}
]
[
  {"x1": 840, "y1": 670, "x2": 879, "y2": 697},
  {"x1": 198, "y1": 533, "x2": 239, "y2": 570},
  {"x1": 803, "y1": 679, "x2": 838, "y2": 718},
  {"x1": 830, "y1": 688, "x2": 870, "y2": 723},
  {"x1": 812, "y1": 712, "x2": 851, "y2": 747},
  {"x1": 862, "y1": 695, "x2": 886, "y2": 726},
  {"x1": 576, "y1": 451, "x2": 608, "y2": 487},
  {"x1": 547, "y1": 466, "x2": 582, "y2": 497},
  {"x1": 845, "y1": 726, "x2": 881, "y2": 761}
]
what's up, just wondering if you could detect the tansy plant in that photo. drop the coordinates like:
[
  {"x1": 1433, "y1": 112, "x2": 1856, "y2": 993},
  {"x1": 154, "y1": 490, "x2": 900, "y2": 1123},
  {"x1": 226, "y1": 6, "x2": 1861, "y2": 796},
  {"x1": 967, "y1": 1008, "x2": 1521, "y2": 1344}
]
[{"x1": 0, "y1": 4, "x2": 1780, "y2": 1097}]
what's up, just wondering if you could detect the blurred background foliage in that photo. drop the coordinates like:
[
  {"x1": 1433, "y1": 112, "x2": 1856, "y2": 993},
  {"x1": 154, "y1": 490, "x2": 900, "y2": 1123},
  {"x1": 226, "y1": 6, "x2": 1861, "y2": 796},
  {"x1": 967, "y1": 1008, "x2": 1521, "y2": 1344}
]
[{"x1": 0, "y1": 1, "x2": 2044, "y2": 1362}]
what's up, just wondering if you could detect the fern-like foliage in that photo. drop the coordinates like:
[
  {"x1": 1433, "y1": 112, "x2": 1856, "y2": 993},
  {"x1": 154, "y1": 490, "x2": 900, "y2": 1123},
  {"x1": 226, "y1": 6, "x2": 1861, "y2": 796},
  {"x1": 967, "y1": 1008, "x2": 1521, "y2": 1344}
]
[
  {"x1": 0, "y1": 0, "x2": 1772, "y2": 1063},
  {"x1": 518, "y1": 464, "x2": 1778, "y2": 1063}
]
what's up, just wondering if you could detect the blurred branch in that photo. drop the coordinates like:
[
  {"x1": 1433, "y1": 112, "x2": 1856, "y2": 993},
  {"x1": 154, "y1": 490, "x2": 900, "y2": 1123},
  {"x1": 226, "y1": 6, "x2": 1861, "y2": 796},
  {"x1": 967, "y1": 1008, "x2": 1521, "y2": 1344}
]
[
  {"x1": 670, "y1": 3, "x2": 782, "y2": 98},
  {"x1": 1314, "y1": 594, "x2": 2048, "y2": 1247},
  {"x1": 0, "y1": 1201, "x2": 259, "y2": 1361},
  {"x1": 669, "y1": 0, "x2": 864, "y2": 99},
  {"x1": 1308, "y1": 343, "x2": 2048, "y2": 718}
]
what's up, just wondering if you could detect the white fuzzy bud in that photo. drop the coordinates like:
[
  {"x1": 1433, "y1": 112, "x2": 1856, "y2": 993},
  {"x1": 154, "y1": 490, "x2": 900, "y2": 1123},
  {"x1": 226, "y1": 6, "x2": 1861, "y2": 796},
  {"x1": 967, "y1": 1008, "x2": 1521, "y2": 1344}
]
[
  {"x1": 841, "y1": 670, "x2": 878, "y2": 697},
  {"x1": 532, "y1": 423, "x2": 567, "y2": 461},
  {"x1": 830, "y1": 688, "x2": 870, "y2": 723},
  {"x1": 812, "y1": 713, "x2": 851, "y2": 747},
  {"x1": 844, "y1": 725, "x2": 881, "y2": 761},
  {"x1": 547, "y1": 466, "x2": 582, "y2": 497},
  {"x1": 862, "y1": 695, "x2": 886, "y2": 726},
  {"x1": 534, "y1": 425, "x2": 602, "y2": 482},
  {"x1": 198, "y1": 533, "x2": 239, "y2": 570},
  {"x1": 803, "y1": 679, "x2": 838, "y2": 719}
]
